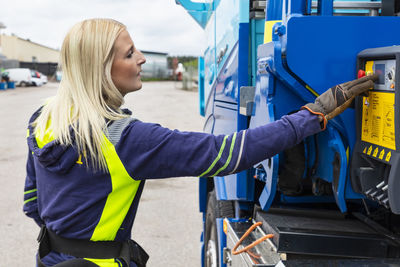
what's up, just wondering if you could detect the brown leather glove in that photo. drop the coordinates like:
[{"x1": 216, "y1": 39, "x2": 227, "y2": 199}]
[{"x1": 302, "y1": 74, "x2": 379, "y2": 130}]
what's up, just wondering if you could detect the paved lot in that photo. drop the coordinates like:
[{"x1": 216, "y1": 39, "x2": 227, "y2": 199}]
[{"x1": 0, "y1": 81, "x2": 204, "y2": 266}]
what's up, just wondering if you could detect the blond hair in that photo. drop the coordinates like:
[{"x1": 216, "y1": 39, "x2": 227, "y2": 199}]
[{"x1": 34, "y1": 18, "x2": 128, "y2": 171}]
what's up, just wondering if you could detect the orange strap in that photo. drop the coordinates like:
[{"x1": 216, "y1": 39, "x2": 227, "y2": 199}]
[
  {"x1": 301, "y1": 106, "x2": 327, "y2": 131},
  {"x1": 232, "y1": 222, "x2": 274, "y2": 255}
]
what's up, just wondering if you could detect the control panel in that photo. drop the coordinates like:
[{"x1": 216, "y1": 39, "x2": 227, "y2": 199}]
[
  {"x1": 368, "y1": 59, "x2": 396, "y2": 91},
  {"x1": 361, "y1": 59, "x2": 396, "y2": 152},
  {"x1": 351, "y1": 46, "x2": 400, "y2": 214}
]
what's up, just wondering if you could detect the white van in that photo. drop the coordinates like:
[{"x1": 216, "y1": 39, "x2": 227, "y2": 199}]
[
  {"x1": 30, "y1": 70, "x2": 43, "y2": 86},
  {"x1": 3, "y1": 68, "x2": 32, "y2": 86}
]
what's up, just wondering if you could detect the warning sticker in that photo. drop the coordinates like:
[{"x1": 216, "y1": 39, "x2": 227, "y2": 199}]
[
  {"x1": 373, "y1": 147, "x2": 379, "y2": 157},
  {"x1": 386, "y1": 151, "x2": 392, "y2": 162},
  {"x1": 379, "y1": 149, "x2": 385, "y2": 160},
  {"x1": 361, "y1": 92, "x2": 396, "y2": 150}
]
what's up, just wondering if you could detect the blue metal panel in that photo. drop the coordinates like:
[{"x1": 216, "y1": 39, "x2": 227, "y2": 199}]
[
  {"x1": 215, "y1": 0, "x2": 241, "y2": 76},
  {"x1": 236, "y1": 22, "x2": 252, "y2": 199},
  {"x1": 200, "y1": 231, "x2": 205, "y2": 267},
  {"x1": 266, "y1": 0, "x2": 283, "y2": 20},
  {"x1": 252, "y1": 24, "x2": 335, "y2": 210},
  {"x1": 175, "y1": 0, "x2": 212, "y2": 29},
  {"x1": 328, "y1": 126, "x2": 349, "y2": 212},
  {"x1": 212, "y1": 103, "x2": 237, "y2": 200},
  {"x1": 237, "y1": 23, "x2": 250, "y2": 125},
  {"x1": 214, "y1": 175, "x2": 228, "y2": 200},
  {"x1": 249, "y1": 43, "x2": 280, "y2": 211},
  {"x1": 285, "y1": 16, "x2": 400, "y2": 96},
  {"x1": 317, "y1": 0, "x2": 334, "y2": 15},
  {"x1": 175, "y1": 0, "x2": 223, "y2": 28},
  {"x1": 216, "y1": 218, "x2": 226, "y2": 267},
  {"x1": 214, "y1": 43, "x2": 239, "y2": 103},
  {"x1": 212, "y1": 22, "x2": 251, "y2": 201},
  {"x1": 175, "y1": 0, "x2": 211, "y2": 11},
  {"x1": 250, "y1": 19, "x2": 266, "y2": 86},
  {"x1": 281, "y1": 16, "x2": 400, "y2": 209},
  {"x1": 204, "y1": 14, "x2": 216, "y2": 102},
  {"x1": 198, "y1": 56, "x2": 205, "y2": 116},
  {"x1": 253, "y1": 15, "x2": 400, "y2": 212},
  {"x1": 199, "y1": 177, "x2": 208, "y2": 213},
  {"x1": 288, "y1": 0, "x2": 307, "y2": 15}
]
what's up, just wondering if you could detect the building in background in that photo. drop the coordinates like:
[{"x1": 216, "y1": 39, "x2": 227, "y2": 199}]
[
  {"x1": 0, "y1": 33, "x2": 169, "y2": 79},
  {"x1": 141, "y1": 50, "x2": 168, "y2": 79},
  {"x1": 0, "y1": 22, "x2": 18, "y2": 69},
  {"x1": 0, "y1": 33, "x2": 59, "y2": 75},
  {"x1": 1, "y1": 33, "x2": 59, "y2": 62}
]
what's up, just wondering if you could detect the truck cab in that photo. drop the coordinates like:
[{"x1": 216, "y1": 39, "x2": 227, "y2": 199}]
[{"x1": 176, "y1": 1, "x2": 400, "y2": 266}]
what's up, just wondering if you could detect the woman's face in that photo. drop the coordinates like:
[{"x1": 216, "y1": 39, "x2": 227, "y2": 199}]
[{"x1": 111, "y1": 30, "x2": 146, "y2": 96}]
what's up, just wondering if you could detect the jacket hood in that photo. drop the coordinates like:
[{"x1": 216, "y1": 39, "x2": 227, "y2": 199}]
[
  {"x1": 26, "y1": 107, "x2": 132, "y2": 174},
  {"x1": 27, "y1": 107, "x2": 79, "y2": 174},
  {"x1": 27, "y1": 132, "x2": 79, "y2": 174}
]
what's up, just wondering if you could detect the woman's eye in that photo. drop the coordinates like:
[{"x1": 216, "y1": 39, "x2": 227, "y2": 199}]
[{"x1": 127, "y1": 51, "x2": 133, "y2": 58}]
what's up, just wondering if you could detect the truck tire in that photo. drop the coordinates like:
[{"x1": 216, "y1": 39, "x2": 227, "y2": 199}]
[{"x1": 204, "y1": 190, "x2": 234, "y2": 267}]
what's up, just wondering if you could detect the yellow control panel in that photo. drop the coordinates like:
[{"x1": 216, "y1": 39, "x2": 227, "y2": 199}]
[{"x1": 361, "y1": 92, "x2": 396, "y2": 150}]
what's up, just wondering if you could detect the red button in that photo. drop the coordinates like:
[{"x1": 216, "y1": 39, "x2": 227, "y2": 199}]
[{"x1": 358, "y1": 69, "x2": 366, "y2": 79}]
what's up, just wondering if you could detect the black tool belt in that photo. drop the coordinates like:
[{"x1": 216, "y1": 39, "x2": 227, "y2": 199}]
[{"x1": 37, "y1": 225, "x2": 149, "y2": 267}]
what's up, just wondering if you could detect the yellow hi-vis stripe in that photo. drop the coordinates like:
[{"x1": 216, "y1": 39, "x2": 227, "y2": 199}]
[
  {"x1": 90, "y1": 134, "x2": 141, "y2": 241},
  {"x1": 210, "y1": 133, "x2": 237, "y2": 177},
  {"x1": 24, "y1": 196, "x2": 37, "y2": 204},
  {"x1": 84, "y1": 258, "x2": 121, "y2": 267},
  {"x1": 35, "y1": 119, "x2": 55, "y2": 148},
  {"x1": 24, "y1": 188, "x2": 37, "y2": 194},
  {"x1": 199, "y1": 135, "x2": 228, "y2": 177}
]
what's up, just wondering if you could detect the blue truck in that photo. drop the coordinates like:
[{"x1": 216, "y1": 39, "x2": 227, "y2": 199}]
[{"x1": 176, "y1": 0, "x2": 400, "y2": 266}]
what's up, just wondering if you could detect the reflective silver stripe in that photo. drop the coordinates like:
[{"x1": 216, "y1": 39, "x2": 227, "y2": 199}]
[
  {"x1": 106, "y1": 117, "x2": 136, "y2": 146},
  {"x1": 230, "y1": 130, "x2": 246, "y2": 174}
]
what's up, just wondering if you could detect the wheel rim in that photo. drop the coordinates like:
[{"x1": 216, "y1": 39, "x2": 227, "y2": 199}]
[{"x1": 206, "y1": 239, "x2": 217, "y2": 267}]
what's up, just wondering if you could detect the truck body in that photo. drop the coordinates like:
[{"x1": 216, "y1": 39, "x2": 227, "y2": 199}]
[{"x1": 176, "y1": 0, "x2": 400, "y2": 266}]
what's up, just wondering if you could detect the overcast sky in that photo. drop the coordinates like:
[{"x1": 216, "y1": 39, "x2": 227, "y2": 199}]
[{"x1": 0, "y1": 0, "x2": 206, "y2": 56}]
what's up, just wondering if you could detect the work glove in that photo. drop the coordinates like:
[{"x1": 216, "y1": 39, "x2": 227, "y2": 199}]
[{"x1": 302, "y1": 74, "x2": 378, "y2": 130}]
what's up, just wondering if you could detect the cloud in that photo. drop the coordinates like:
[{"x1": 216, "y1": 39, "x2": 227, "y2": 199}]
[{"x1": 0, "y1": 0, "x2": 205, "y2": 55}]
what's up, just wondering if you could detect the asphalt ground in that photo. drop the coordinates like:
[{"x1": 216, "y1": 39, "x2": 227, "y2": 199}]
[{"x1": 0, "y1": 81, "x2": 204, "y2": 266}]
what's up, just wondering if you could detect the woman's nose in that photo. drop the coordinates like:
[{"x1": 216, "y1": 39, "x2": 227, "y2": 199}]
[{"x1": 137, "y1": 50, "x2": 146, "y2": 65}]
